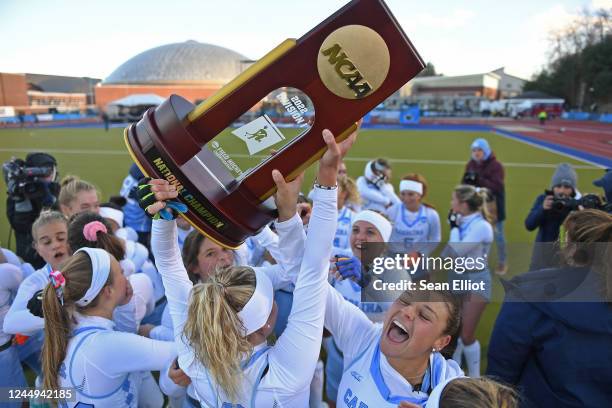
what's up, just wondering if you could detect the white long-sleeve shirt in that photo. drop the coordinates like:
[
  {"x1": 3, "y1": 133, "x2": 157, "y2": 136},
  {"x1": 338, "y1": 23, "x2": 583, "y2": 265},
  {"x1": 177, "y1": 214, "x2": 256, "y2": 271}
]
[
  {"x1": 0, "y1": 263, "x2": 23, "y2": 344},
  {"x1": 4, "y1": 264, "x2": 154, "y2": 336},
  {"x1": 3, "y1": 264, "x2": 49, "y2": 336},
  {"x1": 151, "y1": 187, "x2": 337, "y2": 407},
  {"x1": 58, "y1": 314, "x2": 176, "y2": 408},
  {"x1": 356, "y1": 177, "x2": 400, "y2": 212}
]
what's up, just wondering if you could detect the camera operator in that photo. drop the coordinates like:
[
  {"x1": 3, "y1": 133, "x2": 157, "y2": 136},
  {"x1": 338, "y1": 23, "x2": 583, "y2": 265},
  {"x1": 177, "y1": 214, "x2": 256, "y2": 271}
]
[
  {"x1": 462, "y1": 138, "x2": 507, "y2": 274},
  {"x1": 3, "y1": 152, "x2": 59, "y2": 268},
  {"x1": 525, "y1": 163, "x2": 578, "y2": 270}
]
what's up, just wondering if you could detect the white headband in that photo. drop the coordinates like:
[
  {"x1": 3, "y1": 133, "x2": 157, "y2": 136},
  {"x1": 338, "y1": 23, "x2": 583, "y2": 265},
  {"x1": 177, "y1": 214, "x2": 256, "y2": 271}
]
[
  {"x1": 99, "y1": 206, "x2": 124, "y2": 228},
  {"x1": 238, "y1": 269, "x2": 274, "y2": 335},
  {"x1": 75, "y1": 247, "x2": 111, "y2": 307},
  {"x1": 425, "y1": 377, "x2": 457, "y2": 408},
  {"x1": 399, "y1": 180, "x2": 423, "y2": 195},
  {"x1": 352, "y1": 210, "x2": 392, "y2": 242}
]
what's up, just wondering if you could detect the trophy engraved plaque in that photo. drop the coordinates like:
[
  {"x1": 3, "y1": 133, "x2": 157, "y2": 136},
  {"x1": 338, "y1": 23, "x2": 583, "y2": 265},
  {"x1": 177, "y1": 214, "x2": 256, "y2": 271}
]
[{"x1": 125, "y1": 0, "x2": 425, "y2": 248}]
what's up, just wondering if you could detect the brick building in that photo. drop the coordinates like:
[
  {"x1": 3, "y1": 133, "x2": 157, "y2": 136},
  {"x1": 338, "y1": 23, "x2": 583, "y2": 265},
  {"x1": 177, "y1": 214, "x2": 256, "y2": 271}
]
[{"x1": 0, "y1": 72, "x2": 99, "y2": 115}]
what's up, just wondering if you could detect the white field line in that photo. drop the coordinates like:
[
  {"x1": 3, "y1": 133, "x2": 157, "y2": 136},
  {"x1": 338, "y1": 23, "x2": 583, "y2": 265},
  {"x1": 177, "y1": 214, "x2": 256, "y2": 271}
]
[{"x1": 0, "y1": 148, "x2": 600, "y2": 169}]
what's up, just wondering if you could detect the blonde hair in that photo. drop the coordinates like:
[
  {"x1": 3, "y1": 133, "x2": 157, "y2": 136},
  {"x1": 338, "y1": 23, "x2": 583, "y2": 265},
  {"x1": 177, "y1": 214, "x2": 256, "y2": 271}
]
[
  {"x1": 440, "y1": 377, "x2": 519, "y2": 408},
  {"x1": 58, "y1": 175, "x2": 97, "y2": 207},
  {"x1": 453, "y1": 184, "x2": 492, "y2": 223},
  {"x1": 32, "y1": 210, "x2": 68, "y2": 241},
  {"x1": 338, "y1": 176, "x2": 361, "y2": 207},
  {"x1": 563, "y1": 209, "x2": 612, "y2": 301},
  {"x1": 184, "y1": 265, "x2": 256, "y2": 402},
  {"x1": 41, "y1": 251, "x2": 113, "y2": 391}
]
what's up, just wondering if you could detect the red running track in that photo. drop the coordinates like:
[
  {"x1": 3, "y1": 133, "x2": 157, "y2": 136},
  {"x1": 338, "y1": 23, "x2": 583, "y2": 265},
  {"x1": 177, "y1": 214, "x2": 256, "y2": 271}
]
[{"x1": 421, "y1": 117, "x2": 612, "y2": 160}]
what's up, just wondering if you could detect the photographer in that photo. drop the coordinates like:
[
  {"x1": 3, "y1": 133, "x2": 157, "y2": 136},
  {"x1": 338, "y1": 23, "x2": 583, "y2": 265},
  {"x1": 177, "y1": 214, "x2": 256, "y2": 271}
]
[
  {"x1": 525, "y1": 163, "x2": 578, "y2": 270},
  {"x1": 4, "y1": 152, "x2": 59, "y2": 268},
  {"x1": 462, "y1": 138, "x2": 507, "y2": 274}
]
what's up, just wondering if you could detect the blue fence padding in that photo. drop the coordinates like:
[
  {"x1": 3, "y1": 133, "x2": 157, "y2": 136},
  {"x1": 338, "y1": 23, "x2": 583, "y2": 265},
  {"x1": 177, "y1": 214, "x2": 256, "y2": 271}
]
[
  {"x1": 599, "y1": 114, "x2": 612, "y2": 123},
  {"x1": 399, "y1": 107, "x2": 420, "y2": 124},
  {"x1": 52, "y1": 113, "x2": 88, "y2": 120},
  {"x1": 0, "y1": 116, "x2": 19, "y2": 123},
  {"x1": 361, "y1": 123, "x2": 493, "y2": 132},
  {"x1": 562, "y1": 112, "x2": 591, "y2": 120}
]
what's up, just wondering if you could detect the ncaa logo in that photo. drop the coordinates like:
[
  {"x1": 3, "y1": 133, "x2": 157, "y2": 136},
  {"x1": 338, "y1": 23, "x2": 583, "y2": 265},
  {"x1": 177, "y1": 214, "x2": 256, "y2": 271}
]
[
  {"x1": 211, "y1": 141, "x2": 220, "y2": 149},
  {"x1": 350, "y1": 371, "x2": 363, "y2": 382}
]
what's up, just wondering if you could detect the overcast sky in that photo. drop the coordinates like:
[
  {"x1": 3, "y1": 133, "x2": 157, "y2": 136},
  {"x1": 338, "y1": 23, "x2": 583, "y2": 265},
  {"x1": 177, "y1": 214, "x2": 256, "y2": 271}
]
[{"x1": 1, "y1": 0, "x2": 610, "y2": 81}]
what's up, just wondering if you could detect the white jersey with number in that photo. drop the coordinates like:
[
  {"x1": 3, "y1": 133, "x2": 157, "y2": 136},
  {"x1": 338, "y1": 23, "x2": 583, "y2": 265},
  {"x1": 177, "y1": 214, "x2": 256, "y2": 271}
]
[{"x1": 386, "y1": 204, "x2": 441, "y2": 259}]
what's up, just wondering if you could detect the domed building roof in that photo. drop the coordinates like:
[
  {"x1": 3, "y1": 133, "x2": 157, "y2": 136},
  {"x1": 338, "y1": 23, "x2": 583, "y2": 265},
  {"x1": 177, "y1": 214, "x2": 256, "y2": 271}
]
[{"x1": 103, "y1": 41, "x2": 248, "y2": 85}]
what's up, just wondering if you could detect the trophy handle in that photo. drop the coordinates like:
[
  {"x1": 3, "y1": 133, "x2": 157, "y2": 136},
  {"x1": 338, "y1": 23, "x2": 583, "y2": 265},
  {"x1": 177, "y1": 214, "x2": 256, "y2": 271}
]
[
  {"x1": 257, "y1": 121, "x2": 359, "y2": 202},
  {"x1": 186, "y1": 39, "x2": 297, "y2": 124}
]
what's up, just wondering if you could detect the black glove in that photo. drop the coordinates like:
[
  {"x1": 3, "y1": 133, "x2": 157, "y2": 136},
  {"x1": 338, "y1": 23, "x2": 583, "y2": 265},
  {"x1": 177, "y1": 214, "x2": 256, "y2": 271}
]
[
  {"x1": 136, "y1": 177, "x2": 188, "y2": 220},
  {"x1": 27, "y1": 289, "x2": 44, "y2": 318},
  {"x1": 447, "y1": 210, "x2": 459, "y2": 229}
]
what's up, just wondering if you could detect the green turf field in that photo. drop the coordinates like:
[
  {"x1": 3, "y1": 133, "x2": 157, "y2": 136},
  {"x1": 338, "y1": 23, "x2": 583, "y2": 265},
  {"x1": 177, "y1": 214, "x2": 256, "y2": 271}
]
[{"x1": 0, "y1": 125, "x2": 604, "y2": 371}]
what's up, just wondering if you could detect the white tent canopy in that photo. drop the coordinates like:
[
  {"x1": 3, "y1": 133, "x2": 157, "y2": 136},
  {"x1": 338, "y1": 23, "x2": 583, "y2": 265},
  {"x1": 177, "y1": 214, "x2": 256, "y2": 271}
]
[{"x1": 107, "y1": 93, "x2": 165, "y2": 108}]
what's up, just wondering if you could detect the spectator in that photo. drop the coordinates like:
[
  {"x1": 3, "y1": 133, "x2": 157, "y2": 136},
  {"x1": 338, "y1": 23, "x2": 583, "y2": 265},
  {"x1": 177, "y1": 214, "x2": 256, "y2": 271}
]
[
  {"x1": 487, "y1": 209, "x2": 612, "y2": 407},
  {"x1": 538, "y1": 110, "x2": 548, "y2": 125},
  {"x1": 462, "y1": 138, "x2": 507, "y2": 274},
  {"x1": 525, "y1": 163, "x2": 578, "y2": 270}
]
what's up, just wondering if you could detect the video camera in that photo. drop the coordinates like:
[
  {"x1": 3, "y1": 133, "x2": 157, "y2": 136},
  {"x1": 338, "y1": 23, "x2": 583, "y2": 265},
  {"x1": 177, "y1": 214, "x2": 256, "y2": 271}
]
[
  {"x1": 2, "y1": 153, "x2": 59, "y2": 203},
  {"x1": 462, "y1": 171, "x2": 478, "y2": 186}
]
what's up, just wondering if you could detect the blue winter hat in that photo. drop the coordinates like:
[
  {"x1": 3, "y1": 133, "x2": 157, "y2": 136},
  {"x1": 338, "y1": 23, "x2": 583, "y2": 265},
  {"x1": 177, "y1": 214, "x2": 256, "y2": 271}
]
[{"x1": 471, "y1": 138, "x2": 491, "y2": 160}]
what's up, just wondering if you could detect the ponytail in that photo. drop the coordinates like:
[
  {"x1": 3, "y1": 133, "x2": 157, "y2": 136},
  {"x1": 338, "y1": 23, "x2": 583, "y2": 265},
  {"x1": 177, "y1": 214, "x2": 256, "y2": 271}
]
[
  {"x1": 41, "y1": 251, "x2": 112, "y2": 391},
  {"x1": 184, "y1": 266, "x2": 256, "y2": 402},
  {"x1": 68, "y1": 212, "x2": 125, "y2": 260},
  {"x1": 59, "y1": 176, "x2": 97, "y2": 207},
  {"x1": 454, "y1": 185, "x2": 492, "y2": 224}
]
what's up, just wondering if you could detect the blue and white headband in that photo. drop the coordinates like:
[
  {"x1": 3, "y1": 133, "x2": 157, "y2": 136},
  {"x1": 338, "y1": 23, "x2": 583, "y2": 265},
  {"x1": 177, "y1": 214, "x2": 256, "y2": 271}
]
[{"x1": 74, "y1": 247, "x2": 111, "y2": 307}]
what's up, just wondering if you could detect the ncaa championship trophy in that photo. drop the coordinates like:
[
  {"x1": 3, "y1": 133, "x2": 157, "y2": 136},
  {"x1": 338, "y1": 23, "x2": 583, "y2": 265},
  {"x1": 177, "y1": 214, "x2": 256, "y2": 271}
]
[{"x1": 125, "y1": 0, "x2": 425, "y2": 248}]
